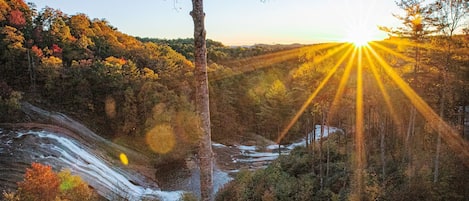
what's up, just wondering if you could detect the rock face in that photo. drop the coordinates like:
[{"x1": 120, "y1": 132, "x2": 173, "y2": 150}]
[
  {"x1": 0, "y1": 128, "x2": 182, "y2": 201},
  {"x1": 0, "y1": 102, "x2": 182, "y2": 201}
]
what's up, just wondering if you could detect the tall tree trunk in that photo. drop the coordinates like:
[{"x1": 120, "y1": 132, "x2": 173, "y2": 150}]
[
  {"x1": 414, "y1": 45, "x2": 420, "y2": 73},
  {"x1": 326, "y1": 125, "x2": 330, "y2": 179},
  {"x1": 319, "y1": 112, "x2": 324, "y2": 190},
  {"x1": 312, "y1": 111, "x2": 316, "y2": 156},
  {"x1": 305, "y1": 117, "x2": 309, "y2": 148},
  {"x1": 461, "y1": 106, "x2": 467, "y2": 138},
  {"x1": 380, "y1": 115, "x2": 386, "y2": 183},
  {"x1": 434, "y1": 34, "x2": 452, "y2": 183},
  {"x1": 26, "y1": 49, "x2": 36, "y2": 92},
  {"x1": 434, "y1": 73, "x2": 446, "y2": 183},
  {"x1": 278, "y1": 126, "x2": 281, "y2": 155},
  {"x1": 405, "y1": 106, "x2": 416, "y2": 177},
  {"x1": 190, "y1": 1, "x2": 213, "y2": 200}
]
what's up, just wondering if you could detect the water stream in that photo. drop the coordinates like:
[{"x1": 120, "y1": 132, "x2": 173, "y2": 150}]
[
  {"x1": 0, "y1": 128, "x2": 182, "y2": 201},
  {"x1": 0, "y1": 102, "x2": 184, "y2": 200}
]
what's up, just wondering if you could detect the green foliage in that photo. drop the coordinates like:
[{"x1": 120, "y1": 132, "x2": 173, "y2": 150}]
[
  {"x1": 0, "y1": 81, "x2": 22, "y2": 121},
  {"x1": 58, "y1": 169, "x2": 98, "y2": 201},
  {"x1": 138, "y1": 37, "x2": 303, "y2": 63},
  {"x1": 216, "y1": 146, "x2": 349, "y2": 201}
]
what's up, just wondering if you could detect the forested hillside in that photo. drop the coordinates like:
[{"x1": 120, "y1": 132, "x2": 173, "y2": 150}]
[
  {"x1": 0, "y1": 0, "x2": 200, "y2": 164},
  {"x1": 0, "y1": 0, "x2": 310, "y2": 165},
  {"x1": 1, "y1": 0, "x2": 469, "y2": 200}
]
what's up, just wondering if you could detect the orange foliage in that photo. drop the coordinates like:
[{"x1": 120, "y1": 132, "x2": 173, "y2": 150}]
[
  {"x1": 31, "y1": 45, "x2": 43, "y2": 58},
  {"x1": 8, "y1": 9, "x2": 25, "y2": 27},
  {"x1": 15, "y1": 163, "x2": 98, "y2": 201},
  {"x1": 17, "y1": 163, "x2": 60, "y2": 201},
  {"x1": 105, "y1": 56, "x2": 127, "y2": 66}
]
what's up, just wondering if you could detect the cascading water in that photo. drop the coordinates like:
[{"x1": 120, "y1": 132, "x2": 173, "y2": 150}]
[
  {"x1": 0, "y1": 103, "x2": 186, "y2": 200},
  {"x1": 0, "y1": 128, "x2": 182, "y2": 201}
]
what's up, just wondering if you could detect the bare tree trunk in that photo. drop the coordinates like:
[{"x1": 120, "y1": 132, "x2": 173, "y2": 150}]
[
  {"x1": 278, "y1": 126, "x2": 281, "y2": 156},
  {"x1": 434, "y1": 130, "x2": 442, "y2": 183},
  {"x1": 305, "y1": 117, "x2": 309, "y2": 148},
  {"x1": 405, "y1": 106, "x2": 416, "y2": 171},
  {"x1": 311, "y1": 115, "x2": 315, "y2": 172},
  {"x1": 312, "y1": 111, "x2": 316, "y2": 156},
  {"x1": 434, "y1": 34, "x2": 452, "y2": 183},
  {"x1": 326, "y1": 125, "x2": 330, "y2": 179},
  {"x1": 26, "y1": 49, "x2": 36, "y2": 92},
  {"x1": 457, "y1": 106, "x2": 463, "y2": 136},
  {"x1": 343, "y1": 119, "x2": 350, "y2": 189},
  {"x1": 380, "y1": 115, "x2": 386, "y2": 183},
  {"x1": 434, "y1": 79, "x2": 445, "y2": 183},
  {"x1": 319, "y1": 112, "x2": 324, "y2": 190},
  {"x1": 415, "y1": 45, "x2": 420, "y2": 73},
  {"x1": 190, "y1": 1, "x2": 213, "y2": 200}
]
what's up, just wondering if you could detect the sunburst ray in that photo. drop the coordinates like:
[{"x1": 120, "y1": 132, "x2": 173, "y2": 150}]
[
  {"x1": 275, "y1": 45, "x2": 355, "y2": 144},
  {"x1": 363, "y1": 47, "x2": 404, "y2": 137},
  {"x1": 327, "y1": 47, "x2": 358, "y2": 122},
  {"x1": 367, "y1": 47, "x2": 469, "y2": 167},
  {"x1": 212, "y1": 43, "x2": 344, "y2": 81}
]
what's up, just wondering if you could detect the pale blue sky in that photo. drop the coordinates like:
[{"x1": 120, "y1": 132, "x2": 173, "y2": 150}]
[{"x1": 28, "y1": 0, "x2": 402, "y2": 45}]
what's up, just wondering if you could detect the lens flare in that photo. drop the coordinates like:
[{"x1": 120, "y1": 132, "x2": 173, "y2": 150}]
[
  {"x1": 145, "y1": 124, "x2": 176, "y2": 154},
  {"x1": 327, "y1": 47, "x2": 358, "y2": 120},
  {"x1": 119, "y1": 153, "x2": 128, "y2": 165},
  {"x1": 215, "y1": 43, "x2": 343, "y2": 81},
  {"x1": 363, "y1": 47, "x2": 404, "y2": 137},
  {"x1": 353, "y1": 47, "x2": 365, "y2": 198}
]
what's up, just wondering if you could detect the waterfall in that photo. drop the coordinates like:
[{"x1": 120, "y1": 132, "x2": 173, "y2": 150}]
[
  {"x1": 0, "y1": 102, "x2": 183, "y2": 200},
  {"x1": 0, "y1": 128, "x2": 182, "y2": 201}
]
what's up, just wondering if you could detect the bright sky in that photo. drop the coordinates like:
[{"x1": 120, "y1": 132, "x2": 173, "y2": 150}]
[{"x1": 28, "y1": 0, "x2": 402, "y2": 46}]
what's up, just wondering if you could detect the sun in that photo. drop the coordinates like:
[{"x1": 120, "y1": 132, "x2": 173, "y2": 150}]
[
  {"x1": 345, "y1": 25, "x2": 374, "y2": 47},
  {"x1": 342, "y1": 7, "x2": 380, "y2": 48}
]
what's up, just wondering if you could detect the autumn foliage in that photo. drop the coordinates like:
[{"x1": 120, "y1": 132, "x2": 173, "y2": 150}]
[
  {"x1": 17, "y1": 162, "x2": 60, "y2": 201},
  {"x1": 4, "y1": 163, "x2": 98, "y2": 201}
]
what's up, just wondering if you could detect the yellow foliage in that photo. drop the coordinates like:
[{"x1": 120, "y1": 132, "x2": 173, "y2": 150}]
[
  {"x1": 41, "y1": 56, "x2": 63, "y2": 68},
  {"x1": 0, "y1": 0, "x2": 10, "y2": 21},
  {"x1": 142, "y1": 67, "x2": 159, "y2": 80},
  {"x1": 105, "y1": 56, "x2": 126, "y2": 66},
  {"x1": 58, "y1": 169, "x2": 97, "y2": 201}
]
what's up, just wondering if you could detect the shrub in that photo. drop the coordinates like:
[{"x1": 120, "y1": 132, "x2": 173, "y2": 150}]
[
  {"x1": 58, "y1": 169, "x2": 98, "y2": 201},
  {"x1": 7, "y1": 163, "x2": 98, "y2": 201},
  {"x1": 17, "y1": 162, "x2": 61, "y2": 201}
]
